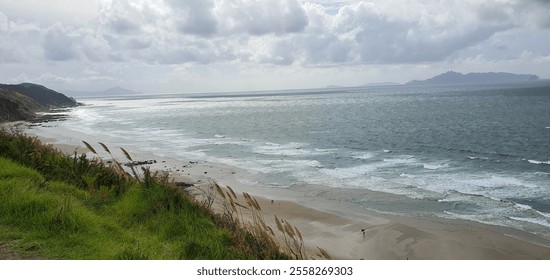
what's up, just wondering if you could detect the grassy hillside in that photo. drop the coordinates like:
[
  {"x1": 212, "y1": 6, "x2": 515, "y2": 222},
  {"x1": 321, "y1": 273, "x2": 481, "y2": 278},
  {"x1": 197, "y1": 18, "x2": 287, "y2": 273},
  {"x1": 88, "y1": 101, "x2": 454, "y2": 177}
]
[
  {"x1": 0, "y1": 83, "x2": 77, "y2": 108},
  {"x1": 0, "y1": 89, "x2": 43, "y2": 122},
  {"x1": 0, "y1": 131, "x2": 285, "y2": 259},
  {"x1": 0, "y1": 83, "x2": 78, "y2": 122}
]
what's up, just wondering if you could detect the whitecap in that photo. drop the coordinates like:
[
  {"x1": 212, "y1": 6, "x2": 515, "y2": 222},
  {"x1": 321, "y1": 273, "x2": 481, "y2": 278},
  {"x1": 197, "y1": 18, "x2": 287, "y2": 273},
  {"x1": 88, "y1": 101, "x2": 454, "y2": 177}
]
[
  {"x1": 253, "y1": 142, "x2": 318, "y2": 157},
  {"x1": 382, "y1": 156, "x2": 417, "y2": 165},
  {"x1": 527, "y1": 159, "x2": 550, "y2": 165},
  {"x1": 315, "y1": 148, "x2": 338, "y2": 153},
  {"x1": 538, "y1": 211, "x2": 550, "y2": 219},
  {"x1": 351, "y1": 152, "x2": 375, "y2": 160},
  {"x1": 438, "y1": 197, "x2": 460, "y2": 203},
  {"x1": 257, "y1": 159, "x2": 322, "y2": 170},
  {"x1": 513, "y1": 202, "x2": 533, "y2": 211},
  {"x1": 467, "y1": 156, "x2": 489, "y2": 160},
  {"x1": 264, "y1": 142, "x2": 280, "y2": 146},
  {"x1": 423, "y1": 163, "x2": 448, "y2": 170},
  {"x1": 457, "y1": 175, "x2": 539, "y2": 189},
  {"x1": 319, "y1": 164, "x2": 378, "y2": 179}
]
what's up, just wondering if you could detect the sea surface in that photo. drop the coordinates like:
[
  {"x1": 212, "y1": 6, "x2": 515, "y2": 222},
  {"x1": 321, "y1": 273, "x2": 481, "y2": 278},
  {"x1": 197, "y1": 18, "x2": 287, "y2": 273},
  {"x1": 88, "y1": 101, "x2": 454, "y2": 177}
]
[{"x1": 33, "y1": 84, "x2": 550, "y2": 240}]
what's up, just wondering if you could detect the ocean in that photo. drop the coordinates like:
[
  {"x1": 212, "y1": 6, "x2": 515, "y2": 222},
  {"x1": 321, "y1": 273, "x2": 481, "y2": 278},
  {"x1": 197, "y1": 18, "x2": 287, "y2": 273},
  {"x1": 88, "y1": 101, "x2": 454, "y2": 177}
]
[{"x1": 31, "y1": 84, "x2": 550, "y2": 240}]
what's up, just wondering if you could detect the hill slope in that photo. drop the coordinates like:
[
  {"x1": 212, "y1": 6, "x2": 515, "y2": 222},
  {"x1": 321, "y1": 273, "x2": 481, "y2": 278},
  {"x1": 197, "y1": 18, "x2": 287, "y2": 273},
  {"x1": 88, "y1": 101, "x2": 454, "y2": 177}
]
[
  {"x1": 0, "y1": 83, "x2": 77, "y2": 108},
  {"x1": 0, "y1": 89, "x2": 43, "y2": 122},
  {"x1": 0, "y1": 83, "x2": 78, "y2": 122}
]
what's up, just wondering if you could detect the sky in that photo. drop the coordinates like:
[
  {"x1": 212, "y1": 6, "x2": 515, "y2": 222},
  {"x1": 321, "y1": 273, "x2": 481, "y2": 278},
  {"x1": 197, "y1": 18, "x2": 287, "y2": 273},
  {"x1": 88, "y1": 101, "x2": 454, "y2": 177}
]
[{"x1": 1, "y1": 0, "x2": 549, "y2": 94}]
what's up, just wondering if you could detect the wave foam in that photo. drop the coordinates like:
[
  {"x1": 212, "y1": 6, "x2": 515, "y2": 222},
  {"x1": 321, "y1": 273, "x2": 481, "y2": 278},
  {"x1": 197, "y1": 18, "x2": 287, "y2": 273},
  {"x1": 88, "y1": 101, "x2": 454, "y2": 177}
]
[
  {"x1": 458, "y1": 175, "x2": 539, "y2": 189},
  {"x1": 527, "y1": 159, "x2": 550, "y2": 165},
  {"x1": 319, "y1": 164, "x2": 378, "y2": 179},
  {"x1": 423, "y1": 163, "x2": 449, "y2": 170},
  {"x1": 467, "y1": 156, "x2": 489, "y2": 160},
  {"x1": 509, "y1": 217, "x2": 550, "y2": 228},
  {"x1": 315, "y1": 148, "x2": 338, "y2": 153},
  {"x1": 253, "y1": 142, "x2": 322, "y2": 157},
  {"x1": 351, "y1": 152, "x2": 376, "y2": 160}
]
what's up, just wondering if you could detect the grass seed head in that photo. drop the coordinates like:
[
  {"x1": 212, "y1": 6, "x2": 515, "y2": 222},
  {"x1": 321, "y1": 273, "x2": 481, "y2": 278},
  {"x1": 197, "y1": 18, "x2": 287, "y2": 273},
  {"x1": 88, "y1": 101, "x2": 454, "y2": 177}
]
[
  {"x1": 98, "y1": 142, "x2": 112, "y2": 155},
  {"x1": 81, "y1": 140, "x2": 97, "y2": 154},
  {"x1": 119, "y1": 147, "x2": 133, "y2": 161}
]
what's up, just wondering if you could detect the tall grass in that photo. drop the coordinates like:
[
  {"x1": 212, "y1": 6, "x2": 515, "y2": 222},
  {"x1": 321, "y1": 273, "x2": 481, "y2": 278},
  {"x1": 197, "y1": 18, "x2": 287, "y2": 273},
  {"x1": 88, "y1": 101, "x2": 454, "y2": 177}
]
[
  {"x1": 0, "y1": 131, "x2": 128, "y2": 196},
  {"x1": 194, "y1": 182, "x2": 332, "y2": 260},
  {"x1": 0, "y1": 130, "x2": 290, "y2": 259}
]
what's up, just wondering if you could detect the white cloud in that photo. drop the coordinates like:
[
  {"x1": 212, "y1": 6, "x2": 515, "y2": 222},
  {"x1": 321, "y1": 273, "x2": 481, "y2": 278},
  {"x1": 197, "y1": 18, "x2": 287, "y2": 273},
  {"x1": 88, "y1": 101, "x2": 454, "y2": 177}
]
[
  {"x1": 215, "y1": 0, "x2": 309, "y2": 35},
  {"x1": 1, "y1": 0, "x2": 550, "y2": 92},
  {"x1": 0, "y1": 10, "x2": 8, "y2": 31},
  {"x1": 0, "y1": 0, "x2": 98, "y2": 26},
  {"x1": 168, "y1": 0, "x2": 218, "y2": 36},
  {"x1": 42, "y1": 24, "x2": 78, "y2": 61},
  {"x1": 98, "y1": 0, "x2": 167, "y2": 35},
  {"x1": 32, "y1": 71, "x2": 118, "y2": 88}
]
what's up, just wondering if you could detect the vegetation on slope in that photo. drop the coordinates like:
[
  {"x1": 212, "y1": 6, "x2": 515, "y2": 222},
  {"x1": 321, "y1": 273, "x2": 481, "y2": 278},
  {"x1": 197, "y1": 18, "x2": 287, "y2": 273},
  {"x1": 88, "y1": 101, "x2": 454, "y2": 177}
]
[
  {"x1": 0, "y1": 83, "x2": 78, "y2": 122},
  {"x1": 0, "y1": 83, "x2": 77, "y2": 108},
  {"x1": 0, "y1": 89, "x2": 43, "y2": 122},
  {"x1": 0, "y1": 131, "x2": 286, "y2": 259}
]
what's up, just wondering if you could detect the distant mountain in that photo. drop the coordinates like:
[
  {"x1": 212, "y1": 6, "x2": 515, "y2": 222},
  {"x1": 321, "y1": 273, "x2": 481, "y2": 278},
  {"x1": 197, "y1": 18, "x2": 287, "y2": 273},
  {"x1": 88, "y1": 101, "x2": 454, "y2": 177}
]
[
  {"x1": 66, "y1": 87, "x2": 142, "y2": 97},
  {"x1": 0, "y1": 83, "x2": 78, "y2": 122},
  {"x1": 407, "y1": 71, "x2": 541, "y2": 86}
]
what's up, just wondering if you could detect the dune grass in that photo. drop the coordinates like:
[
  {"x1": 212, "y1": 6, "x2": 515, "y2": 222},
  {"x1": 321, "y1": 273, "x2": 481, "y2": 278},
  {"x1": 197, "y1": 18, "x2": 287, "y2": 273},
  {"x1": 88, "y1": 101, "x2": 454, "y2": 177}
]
[{"x1": 0, "y1": 131, "x2": 286, "y2": 259}]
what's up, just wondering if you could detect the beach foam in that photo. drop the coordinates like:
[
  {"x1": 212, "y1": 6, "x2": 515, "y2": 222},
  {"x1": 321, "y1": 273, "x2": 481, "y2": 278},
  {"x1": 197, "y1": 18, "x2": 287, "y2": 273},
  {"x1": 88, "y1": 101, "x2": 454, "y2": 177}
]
[{"x1": 509, "y1": 217, "x2": 550, "y2": 228}]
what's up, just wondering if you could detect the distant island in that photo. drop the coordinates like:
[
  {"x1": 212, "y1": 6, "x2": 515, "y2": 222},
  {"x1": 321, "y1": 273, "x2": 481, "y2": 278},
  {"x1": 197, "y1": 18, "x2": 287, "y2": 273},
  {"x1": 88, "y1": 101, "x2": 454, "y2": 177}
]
[
  {"x1": 407, "y1": 71, "x2": 541, "y2": 86},
  {"x1": 0, "y1": 83, "x2": 77, "y2": 122},
  {"x1": 66, "y1": 87, "x2": 142, "y2": 98}
]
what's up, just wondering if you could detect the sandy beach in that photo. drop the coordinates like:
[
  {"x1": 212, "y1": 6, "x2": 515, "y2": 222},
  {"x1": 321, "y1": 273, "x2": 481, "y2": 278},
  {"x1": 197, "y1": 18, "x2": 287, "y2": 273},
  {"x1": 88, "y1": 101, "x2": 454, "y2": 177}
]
[{"x1": 18, "y1": 123, "x2": 550, "y2": 260}]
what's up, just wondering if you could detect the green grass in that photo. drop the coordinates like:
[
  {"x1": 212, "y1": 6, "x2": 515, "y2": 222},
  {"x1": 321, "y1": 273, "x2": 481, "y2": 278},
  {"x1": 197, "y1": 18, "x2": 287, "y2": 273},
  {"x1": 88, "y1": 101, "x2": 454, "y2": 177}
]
[
  {"x1": 0, "y1": 131, "x2": 284, "y2": 259},
  {"x1": 0, "y1": 156, "x2": 238, "y2": 259}
]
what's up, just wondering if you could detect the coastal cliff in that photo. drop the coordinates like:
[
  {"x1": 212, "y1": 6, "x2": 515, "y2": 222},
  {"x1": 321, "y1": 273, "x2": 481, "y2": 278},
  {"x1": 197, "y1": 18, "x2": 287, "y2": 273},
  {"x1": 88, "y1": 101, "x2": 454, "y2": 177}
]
[{"x1": 0, "y1": 83, "x2": 78, "y2": 122}]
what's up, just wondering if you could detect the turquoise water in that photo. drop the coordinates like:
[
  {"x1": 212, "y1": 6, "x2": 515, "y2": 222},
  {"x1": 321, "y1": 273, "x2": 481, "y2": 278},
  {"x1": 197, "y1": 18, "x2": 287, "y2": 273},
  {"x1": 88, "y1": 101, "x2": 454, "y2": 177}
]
[{"x1": 41, "y1": 84, "x2": 550, "y2": 239}]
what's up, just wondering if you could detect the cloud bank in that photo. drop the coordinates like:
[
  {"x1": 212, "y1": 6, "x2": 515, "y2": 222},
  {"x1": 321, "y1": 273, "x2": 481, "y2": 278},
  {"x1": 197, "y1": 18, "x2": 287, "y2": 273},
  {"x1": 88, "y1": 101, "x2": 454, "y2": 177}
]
[{"x1": 1, "y1": 0, "x2": 549, "y2": 92}]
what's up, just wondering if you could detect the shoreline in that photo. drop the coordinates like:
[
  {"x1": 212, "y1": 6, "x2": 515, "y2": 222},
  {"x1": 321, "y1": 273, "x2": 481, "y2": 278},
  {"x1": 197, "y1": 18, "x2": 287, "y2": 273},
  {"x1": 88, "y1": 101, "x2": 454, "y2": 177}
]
[{"x1": 14, "y1": 122, "x2": 550, "y2": 259}]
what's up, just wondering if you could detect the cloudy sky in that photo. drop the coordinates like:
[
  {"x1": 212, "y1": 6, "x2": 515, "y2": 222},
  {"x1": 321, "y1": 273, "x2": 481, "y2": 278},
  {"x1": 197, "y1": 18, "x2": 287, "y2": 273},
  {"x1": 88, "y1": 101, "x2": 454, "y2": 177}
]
[{"x1": 1, "y1": 0, "x2": 549, "y2": 93}]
